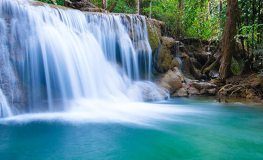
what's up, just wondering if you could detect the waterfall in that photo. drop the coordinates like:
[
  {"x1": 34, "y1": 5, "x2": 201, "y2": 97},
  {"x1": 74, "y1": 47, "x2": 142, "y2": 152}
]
[
  {"x1": 86, "y1": 13, "x2": 152, "y2": 80},
  {"x1": 175, "y1": 41, "x2": 182, "y2": 70},
  {"x1": 0, "y1": 89, "x2": 13, "y2": 118},
  {"x1": 0, "y1": 0, "x2": 167, "y2": 117},
  {"x1": 175, "y1": 41, "x2": 180, "y2": 57}
]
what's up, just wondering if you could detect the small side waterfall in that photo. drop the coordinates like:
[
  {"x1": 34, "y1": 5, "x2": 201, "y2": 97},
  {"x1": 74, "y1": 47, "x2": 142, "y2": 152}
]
[
  {"x1": 0, "y1": 89, "x2": 13, "y2": 118},
  {"x1": 175, "y1": 41, "x2": 182, "y2": 70},
  {"x1": 0, "y1": 0, "x2": 167, "y2": 117},
  {"x1": 175, "y1": 41, "x2": 180, "y2": 57}
]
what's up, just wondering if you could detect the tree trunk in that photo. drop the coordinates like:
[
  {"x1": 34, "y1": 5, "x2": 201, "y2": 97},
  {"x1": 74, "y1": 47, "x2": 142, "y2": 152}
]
[
  {"x1": 139, "y1": 0, "x2": 143, "y2": 15},
  {"x1": 149, "y1": 0, "x2": 152, "y2": 18},
  {"x1": 219, "y1": 0, "x2": 222, "y2": 17},
  {"x1": 201, "y1": 43, "x2": 220, "y2": 74},
  {"x1": 258, "y1": 0, "x2": 262, "y2": 43},
  {"x1": 102, "y1": 0, "x2": 107, "y2": 10},
  {"x1": 218, "y1": 0, "x2": 238, "y2": 80},
  {"x1": 51, "y1": 0, "x2": 57, "y2": 5},
  {"x1": 176, "y1": 0, "x2": 184, "y2": 40},
  {"x1": 108, "y1": 0, "x2": 117, "y2": 12},
  {"x1": 203, "y1": 55, "x2": 222, "y2": 74},
  {"x1": 135, "y1": 0, "x2": 140, "y2": 14}
]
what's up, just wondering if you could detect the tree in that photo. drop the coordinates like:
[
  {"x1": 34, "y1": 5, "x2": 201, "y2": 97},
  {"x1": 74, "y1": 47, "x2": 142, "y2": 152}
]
[
  {"x1": 51, "y1": 0, "x2": 57, "y2": 5},
  {"x1": 108, "y1": 0, "x2": 117, "y2": 12},
  {"x1": 102, "y1": 0, "x2": 107, "y2": 9},
  {"x1": 176, "y1": 0, "x2": 184, "y2": 40},
  {"x1": 219, "y1": 0, "x2": 239, "y2": 80},
  {"x1": 135, "y1": 0, "x2": 139, "y2": 14}
]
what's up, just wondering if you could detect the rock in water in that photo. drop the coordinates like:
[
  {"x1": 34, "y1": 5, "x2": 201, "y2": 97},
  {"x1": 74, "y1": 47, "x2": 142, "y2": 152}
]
[
  {"x1": 172, "y1": 88, "x2": 188, "y2": 97},
  {"x1": 158, "y1": 67, "x2": 183, "y2": 94}
]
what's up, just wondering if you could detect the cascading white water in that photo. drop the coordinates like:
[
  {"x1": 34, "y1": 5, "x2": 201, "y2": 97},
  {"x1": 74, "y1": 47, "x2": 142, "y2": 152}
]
[
  {"x1": 0, "y1": 0, "x2": 168, "y2": 117},
  {"x1": 175, "y1": 41, "x2": 182, "y2": 70},
  {"x1": 0, "y1": 2, "x2": 23, "y2": 117},
  {"x1": 0, "y1": 89, "x2": 13, "y2": 118},
  {"x1": 175, "y1": 41, "x2": 180, "y2": 57},
  {"x1": 86, "y1": 13, "x2": 152, "y2": 80}
]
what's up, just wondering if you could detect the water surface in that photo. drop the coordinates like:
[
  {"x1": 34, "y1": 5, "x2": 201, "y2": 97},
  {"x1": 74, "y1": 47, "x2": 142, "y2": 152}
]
[{"x1": 1, "y1": 98, "x2": 263, "y2": 160}]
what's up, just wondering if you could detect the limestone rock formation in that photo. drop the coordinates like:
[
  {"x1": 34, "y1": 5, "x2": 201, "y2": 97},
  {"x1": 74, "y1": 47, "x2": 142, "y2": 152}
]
[
  {"x1": 192, "y1": 82, "x2": 217, "y2": 90},
  {"x1": 191, "y1": 82, "x2": 218, "y2": 96},
  {"x1": 157, "y1": 67, "x2": 183, "y2": 94},
  {"x1": 154, "y1": 37, "x2": 176, "y2": 73},
  {"x1": 188, "y1": 87, "x2": 200, "y2": 95},
  {"x1": 146, "y1": 18, "x2": 164, "y2": 52},
  {"x1": 172, "y1": 88, "x2": 188, "y2": 97}
]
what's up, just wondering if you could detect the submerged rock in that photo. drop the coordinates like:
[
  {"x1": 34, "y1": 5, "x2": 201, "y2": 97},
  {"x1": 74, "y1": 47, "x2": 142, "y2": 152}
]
[{"x1": 142, "y1": 88, "x2": 169, "y2": 101}]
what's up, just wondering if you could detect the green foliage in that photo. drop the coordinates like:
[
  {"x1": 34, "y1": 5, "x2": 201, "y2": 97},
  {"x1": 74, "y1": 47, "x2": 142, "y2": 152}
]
[
  {"x1": 107, "y1": 0, "x2": 136, "y2": 14},
  {"x1": 143, "y1": 0, "x2": 226, "y2": 40},
  {"x1": 236, "y1": 0, "x2": 263, "y2": 72},
  {"x1": 37, "y1": 0, "x2": 52, "y2": 4},
  {"x1": 87, "y1": 0, "x2": 136, "y2": 13},
  {"x1": 56, "y1": 0, "x2": 64, "y2": 5},
  {"x1": 37, "y1": 0, "x2": 64, "y2": 6},
  {"x1": 88, "y1": 0, "x2": 102, "y2": 7},
  {"x1": 231, "y1": 57, "x2": 242, "y2": 75}
]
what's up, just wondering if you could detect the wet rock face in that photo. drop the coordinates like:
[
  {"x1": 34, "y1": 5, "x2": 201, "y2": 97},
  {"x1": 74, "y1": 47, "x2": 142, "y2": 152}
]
[
  {"x1": 142, "y1": 88, "x2": 169, "y2": 101},
  {"x1": 146, "y1": 18, "x2": 163, "y2": 52},
  {"x1": 0, "y1": 67, "x2": 28, "y2": 113},
  {"x1": 0, "y1": 14, "x2": 28, "y2": 113},
  {"x1": 162, "y1": 37, "x2": 176, "y2": 54},
  {"x1": 154, "y1": 37, "x2": 176, "y2": 73}
]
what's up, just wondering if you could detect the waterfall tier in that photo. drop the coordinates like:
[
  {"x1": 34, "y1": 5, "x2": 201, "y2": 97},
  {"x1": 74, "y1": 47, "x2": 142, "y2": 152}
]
[{"x1": 0, "y1": 0, "x2": 168, "y2": 117}]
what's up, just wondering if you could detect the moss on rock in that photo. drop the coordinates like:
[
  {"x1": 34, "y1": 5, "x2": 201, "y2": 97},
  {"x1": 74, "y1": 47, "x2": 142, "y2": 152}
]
[
  {"x1": 146, "y1": 18, "x2": 163, "y2": 52},
  {"x1": 154, "y1": 37, "x2": 176, "y2": 73}
]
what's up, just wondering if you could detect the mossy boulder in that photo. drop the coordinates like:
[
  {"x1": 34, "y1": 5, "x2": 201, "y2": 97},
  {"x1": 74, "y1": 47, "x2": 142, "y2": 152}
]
[
  {"x1": 146, "y1": 18, "x2": 163, "y2": 52},
  {"x1": 154, "y1": 37, "x2": 176, "y2": 73}
]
